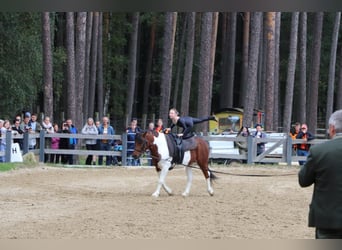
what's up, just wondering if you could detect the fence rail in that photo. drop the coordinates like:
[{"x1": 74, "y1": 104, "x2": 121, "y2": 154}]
[{"x1": 1, "y1": 130, "x2": 329, "y2": 165}]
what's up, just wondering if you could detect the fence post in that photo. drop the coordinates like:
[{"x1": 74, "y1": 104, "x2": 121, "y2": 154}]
[
  {"x1": 5, "y1": 130, "x2": 12, "y2": 162},
  {"x1": 39, "y1": 130, "x2": 45, "y2": 162},
  {"x1": 121, "y1": 133, "x2": 127, "y2": 166},
  {"x1": 23, "y1": 131, "x2": 29, "y2": 155},
  {"x1": 247, "y1": 135, "x2": 253, "y2": 164},
  {"x1": 286, "y1": 135, "x2": 293, "y2": 166}
]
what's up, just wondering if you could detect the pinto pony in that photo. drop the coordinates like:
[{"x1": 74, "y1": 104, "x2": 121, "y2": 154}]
[{"x1": 132, "y1": 130, "x2": 216, "y2": 197}]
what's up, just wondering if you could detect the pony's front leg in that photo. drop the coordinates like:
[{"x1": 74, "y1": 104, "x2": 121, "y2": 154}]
[
  {"x1": 152, "y1": 160, "x2": 173, "y2": 197},
  {"x1": 182, "y1": 166, "x2": 193, "y2": 197}
]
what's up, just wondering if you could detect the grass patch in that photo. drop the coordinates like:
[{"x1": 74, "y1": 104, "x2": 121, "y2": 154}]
[{"x1": 0, "y1": 162, "x2": 18, "y2": 172}]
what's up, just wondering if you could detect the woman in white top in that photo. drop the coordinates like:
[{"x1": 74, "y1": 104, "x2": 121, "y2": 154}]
[{"x1": 81, "y1": 117, "x2": 98, "y2": 165}]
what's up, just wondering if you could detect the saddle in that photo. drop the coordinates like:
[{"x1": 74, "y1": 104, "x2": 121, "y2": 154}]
[{"x1": 165, "y1": 134, "x2": 197, "y2": 165}]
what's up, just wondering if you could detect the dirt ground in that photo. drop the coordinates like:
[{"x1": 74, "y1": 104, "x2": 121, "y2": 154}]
[{"x1": 0, "y1": 163, "x2": 314, "y2": 239}]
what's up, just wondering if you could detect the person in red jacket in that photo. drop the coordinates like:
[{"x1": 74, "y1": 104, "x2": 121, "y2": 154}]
[{"x1": 296, "y1": 123, "x2": 314, "y2": 165}]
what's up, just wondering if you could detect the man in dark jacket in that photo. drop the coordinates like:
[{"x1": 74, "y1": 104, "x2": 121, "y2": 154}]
[{"x1": 298, "y1": 109, "x2": 342, "y2": 239}]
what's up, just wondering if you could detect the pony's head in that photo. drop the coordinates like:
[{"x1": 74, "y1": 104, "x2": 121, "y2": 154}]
[{"x1": 132, "y1": 130, "x2": 159, "y2": 159}]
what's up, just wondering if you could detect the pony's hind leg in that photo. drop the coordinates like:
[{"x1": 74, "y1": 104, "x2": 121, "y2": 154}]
[
  {"x1": 152, "y1": 160, "x2": 173, "y2": 197},
  {"x1": 206, "y1": 170, "x2": 214, "y2": 196},
  {"x1": 182, "y1": 166, "x2": 193, "y2": 197},
  {"x1": 200, "y1": 167, "x2": 214, "y2": 196}
]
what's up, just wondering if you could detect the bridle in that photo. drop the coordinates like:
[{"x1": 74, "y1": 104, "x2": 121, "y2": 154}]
[{"x1": 133, "y1": 133, "x2": 161, "y2": 160}]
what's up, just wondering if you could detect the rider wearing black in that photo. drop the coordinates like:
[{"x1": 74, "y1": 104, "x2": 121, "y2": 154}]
[
  {"x1": 167, "y1": 108, "x2": 217, "y2": 165},
  {"x1": 168, "y1": 108, "x2": 217, "y2": 139}
]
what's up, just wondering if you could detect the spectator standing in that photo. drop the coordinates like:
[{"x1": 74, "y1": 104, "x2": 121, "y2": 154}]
[
  {"x1": 97, "y1": 116, "x2": 115, "y2": 166},
  {"x1": 0, "y1": 120, "x2": 5, "y2": 162},
  {"x1": 253, "y1": 124, "x2": 266, "y2": 156},
  {"x1": 296, "y1": 123, "x2": 314, "y2": 165},
  {"x1": 1, "y1": 120, "x2": 12, "y2": 162},
  {"x1": 11, "y1": 118, "x2": 24, "y2": 149},
  {"x1": 41, "y1": 116, "x2": 54, "y2": 162},
  {"x1": 290, "y1": 122, "x2": 301, "y2": 155},
  {"x1": 298, "y1": 109, "x2": 342, "y2": 239},
  {"x1": 60, "y1": 121, "x2": 71, "y2": 164},
  {"x1": 29, "y1": 113, "x2": 42, "y2": 149},
  {"x1": 50, "y1": 123, "x2": 61, "y2": 164},
  {"x1": 126, "y1": 118, "x2": 142, "y2": 166},
  {"x1": 236, "y1": 126, "x2": 250, "y2": 162},
  {"x1": 81, "y1": 117, "x2": 98, "y2": 165},
  {"x1": 155, "y1": 118, "x2": 164, "y2": 133},
  {"x1": 65, "y1": 119, "x2": 78, "y2": 164},
  {"x1": 146, "y1": 121, "x2": 155, "y2": 166}
]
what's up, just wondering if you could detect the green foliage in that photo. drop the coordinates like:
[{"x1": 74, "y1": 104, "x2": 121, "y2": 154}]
[{"x1": 0, "y1": 12, "x2": 42, "y2": 119}]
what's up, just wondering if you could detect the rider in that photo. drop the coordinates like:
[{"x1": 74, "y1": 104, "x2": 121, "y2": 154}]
[
  {"x1": 166, "y1": 108, "x2": 217, "y2": 139},
  {"x1": 165, "y1": 108, "x2": 217, "y2": 165}
]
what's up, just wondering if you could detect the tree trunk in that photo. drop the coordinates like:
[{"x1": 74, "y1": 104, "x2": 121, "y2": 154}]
[
  {"x1": 336, "y1": 43, "x2": 342, "y2": 110},
  {"x1": 125, "y1": 12, "x2": 140, "y2": 128},
  {"x1": 325, "y1": 12, "x2": 341, "y2": 129},
  {"x1": 142, "y1": 15, "x2": 156, "y2": 119},
  {"x1": 220, "y1": 12, "x2": 236, "y2": 108},
  {"x1": 172, "y1": 13, "x2": 186, "y2": 110},
  {"x1": 66, "y1": 12, "x2": 76, "y2": 121},
  {"x1": 273, "y1": 12, "x2": 281, "y2": 131},
  {"x1": 97, "y1": 12, "x2": 104, "y2": 119},
  {"x1": 307, "y1": 12, "x2": 324, "y2": 134},
  {"x1": 180, "y1": 12, "x2": 196, "y2": 116},
  {"x1": 83, "y1": 12, "x2": 93, "y2": 120},
  {"x1": 239, "y1": 12, "x2": 250, "y2": 107},
  {"x1": 265, "y1": 12, "x2": 276, "y2": 131},
  {"x1": 42, "y1": 12, "x2": 53, "y2": 120},
  {"x1": 88, "y1": 12, "x2": 99, "y2": 118},
  {"x1": 208, "y1": 12, "x2": 218, "y2": 114},
  {"x1": 242, "y1": 12, "x2": 263, "y2": 127},
  {"x1": 283, "y1": 12, "x2": 299, "y2": 133},
  {"x1": 159, "y1": 12, "x2": 177, "y2": 123},
  {"x1": 297, "y1": 12, "x2": 307, "y2": 124},
  {"x1": 75, "y1": 12, "x2": 87, "y2": 130},
  {"x1": 197, "y1": 12, "x2": 214, "y2": 133}
]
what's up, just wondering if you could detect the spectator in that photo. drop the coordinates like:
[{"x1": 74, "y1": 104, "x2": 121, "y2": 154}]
[
  {"x1": 20, "y1": 112, "x2": 41, "y2": 150},
  {"x1": 126, "y1": 118, "x2": 142, "y2": 166},
  {"x1": 290, "y1": 122, "x2": 301, "y2": 155},
  {"x1": 236, "y1": 126, "x2": 250, "y2": 162},
  {"x1": 146, "y1": 121, "x2": 155, "y2": 166},
  {"x1": 298, "y1": 109, "x2": 342, "y2": 239},
  {"x1": 65, "y1": 118, "x2": 78, "y2": 164},
  {"x1": 97, "y1": 116, "x2": 115, "y2": 166},
  {"x1": 93, "y1": 120, "x2": 101, "y2": 164},
  {"x1": 147, "y1": 121, "x2": 155, "y2": 131},
  {"x1": 81, "y1": 117, "x2": 98, "y2": 165},
  {"x1": 253, "y1": 123, "x2": 266, "y2": 156},
  {"x1": 0, "y1": 120, "x2": 5, "y2": 162},
  {"x1": 60, "y1": 121, "x2": 71, "y2": 164},
  {"x1": 29, "y1": 113, "x2": 42, "y2": 149},
  {"x1": 0, "y1": 120, "x2": 11, "y2": 162},
  {"x1": 155, "y1": 118, "x2": 164, "y2": 133},
  {"x1": 296, "y1": 123, "x2": 314, "y2": 165},
  {"x1": 50, "y1": 123, "x2": 61, "y2": 164},
  {"x1": 11, "y1": 118, "x2": 24, "y2": 150},
  {"x1": 41, "y1": 116, "x2": 54, "y2": 163}
]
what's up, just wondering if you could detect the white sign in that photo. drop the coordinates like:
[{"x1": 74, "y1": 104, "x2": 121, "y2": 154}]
[{"x1": 11, "y1": 143, "x2": 23, "y2": 162}]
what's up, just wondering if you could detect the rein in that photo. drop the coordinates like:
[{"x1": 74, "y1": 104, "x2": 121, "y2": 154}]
[{"x1": 185, "y1": 165, "x2": 297, "y2": 177}]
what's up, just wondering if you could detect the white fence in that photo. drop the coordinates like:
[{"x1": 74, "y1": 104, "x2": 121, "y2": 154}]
[{"x1": 0, "y1": 130, "x2": 328, "y2": 165}]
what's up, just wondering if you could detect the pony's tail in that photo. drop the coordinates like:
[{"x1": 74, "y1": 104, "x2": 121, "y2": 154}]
[{"x1": 209, "y1": 169, "x2": 218, "y2": 183}]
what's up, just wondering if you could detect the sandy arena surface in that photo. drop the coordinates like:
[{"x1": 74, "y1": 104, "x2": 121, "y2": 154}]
[{"x1": 0, "y1": 164, "x2": 314, "y2": 239}]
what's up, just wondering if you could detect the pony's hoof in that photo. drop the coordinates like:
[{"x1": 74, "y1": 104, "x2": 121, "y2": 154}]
[
  {"x1": 182, "y1": 192, "x2": 189, "y2": 197},
  {"x1": 152, "y1": 192, "x2": 159, "y2": 198},
  {"x1": 208, "y1": 190, "x2": 214, "y2": 196}
]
